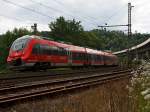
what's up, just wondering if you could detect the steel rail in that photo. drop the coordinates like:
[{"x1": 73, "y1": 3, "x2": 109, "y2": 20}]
[
  {"x1": 0, "y1": 67, "x2": 121, "y2": 87},
  {"x1": 0, "y1": 69, "x2": 130, "y2": 92},
  {"x1": 0, "y1": 67, "x2": 120, "y2": 80},
  {"x1": 0, "y1": 69, "x2": 131, "y2": 104}
]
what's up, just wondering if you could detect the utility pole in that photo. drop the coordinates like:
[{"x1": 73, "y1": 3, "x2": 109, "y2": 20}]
[
  {"x1": 31, "y1": 23, "x2": 37, "y2": 35},
  {"x1": 98, "y1": 3, "x2": 134, "y2": 38},
  {"x1": 127, "y1": 3, "x2": 134, "y2": 67},
  {"x1": 128, "y1": 3, "x2": 134, "y2": 37}
]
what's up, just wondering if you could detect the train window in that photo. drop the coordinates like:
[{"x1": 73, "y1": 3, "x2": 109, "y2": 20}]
[
  {"x1": 79, "y1": 53, "x2": 81, "y2": 60},
  {"x1": 32, "y1": 44, "x2": 40, "y2": 54},
  {"x1": 47, "y1": 46, "x2": 51, "y2": 55},
  {"x1": 72, "y1": 52, "x2": 78, "y2": 60},
  {"x1": 62, "y1": 49, "x2": 66, "y2": 55},
  {"x1": 32, "y1": 44, "x2": 67, "y2": 56},
  {"x1": 39, "y1": 45, "x2": 45, "y2": 55},
  {"x1": 97, "y1": 55, "x2": 101, "y2": 61},
  {"x1": 45, "y1": 45, "x2": 50, "y2": 55},
  {"x1": 11, "y1": 37, "x2": 30, "y2": 51},
  {"x1": 72, "y1": 52, "x2": 76, "y2": 60},
  {"x1": 93, "y1": 54, "x2": 96, "y2": 62},
  {"x1": 48, "y1": 46, "x2": 52, "y2": 55},
  {"x1": 87, "y1": 54, "x2": 91, "y2": 61},
  {"x1": 62, "y1": 50, "x2": 66, "y2": 56},
  {"x1": 85, "y1": 53, "x2": 89, "y2": 61},
  {"x1": 81, "y1": 53, "x2": 85, "y2": 61},
  {"x1": 72, "y1": 52, "x2": 86, "y2": 61},
  {"x1": 38, "y1": 44, "x2": 51, "y2": 55},
  {"x1": 50, "y1": 46, "x2": 58, "y2": 55},
  {"x1": 57, "y1": 47, "x2": 66, "y2": 56},
  {"x1": 81, "y1": 53, "x2": 83, "y2": 60}
]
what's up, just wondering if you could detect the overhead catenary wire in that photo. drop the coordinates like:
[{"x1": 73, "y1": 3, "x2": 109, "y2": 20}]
[
  {"x1": 52, "y1": 0, "x2": 100, "y2": 21},
  {"x1": 0, "y1": 14, "x2": 30, "y2": 32},
  {"x1": 52, "y1": 0, "x2": 128, "y2": 28},
  {"x1": 1, "y1": 0, "x2": 128, "y2": 32},
  {"x1": 2, "y1": 0, "x2": 55, "y2": 20},
  {"x1": 102, "y1": 5, "x2": 127, "y2": 25},
  {"x1": 0, "y1": 13, "x2": 37, "y2": 25},
  {"x1": 30, "y1": 0, "x2": 75, "y2": 18},
  {"x1": 98, "y1": 4, "x2": 128, "y2": 33},
  {"x1": 2, "y1": 0, "x2": 98, "y2": 28},
  {"x1": 29, "y1": 0, "x2": 98, "y2": 27},
  {"x1": 0, "y1": 13, "x2": 50, "y2": 34},
  {"x1": 0, "y1": 14, "x2": 22, "y2": 22},
  {"x1": 0, "y1": 12, "x2": 48, "y2": 29},
  {"x1": 1, "y1": 0, "x2": 57, "y2": 32}
]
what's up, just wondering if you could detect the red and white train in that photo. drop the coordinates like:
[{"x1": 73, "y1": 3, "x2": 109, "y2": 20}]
[{"x1": 7, "y1": 35, "x2": 118, "y2": 70}]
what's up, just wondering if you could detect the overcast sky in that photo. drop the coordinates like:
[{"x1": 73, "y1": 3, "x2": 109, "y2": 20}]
[{"x1": 0, "y1": 0, "x2": 149, "y2": 34}]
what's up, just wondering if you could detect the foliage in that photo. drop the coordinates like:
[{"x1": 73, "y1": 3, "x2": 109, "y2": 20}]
[
  {"x1": 48, "y1": 17, "x2": 149, "y2": 51},
  {"x1": 49, "y1": 16, "x2": 83, "y2": 41},
  {"x1": 130, "y1": 61, "x2": 150, "y2": 112}
]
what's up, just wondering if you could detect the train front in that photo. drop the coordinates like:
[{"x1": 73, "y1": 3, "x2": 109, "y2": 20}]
[{"x1": 7, "y1": 35, "x2": 31, "y2": 70}]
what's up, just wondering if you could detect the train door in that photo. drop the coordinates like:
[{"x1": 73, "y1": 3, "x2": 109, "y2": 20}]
[
  {"x1": 85, "y1": 48, "x2": 90, "y2": 66},
  {"x1": 87, "y1": 54, "x2": 91, "y2": 65},
  {"x1": 66, "y1": 48, "x2": 72, "y2": 65},
  {"x1": 101, "y1": 55, "x2": 104, "y2": 65},
  {"x1": 37, "y1": 44, "x2": 41, "y2": 60}
]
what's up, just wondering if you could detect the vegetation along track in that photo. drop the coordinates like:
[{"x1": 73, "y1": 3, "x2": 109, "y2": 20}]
[
  {"x1": 0, "y1": 66, "x2": 122, "y2": 87},
  {"x1": 0, "y1": 69, "x2": 131, "y2": 105}
]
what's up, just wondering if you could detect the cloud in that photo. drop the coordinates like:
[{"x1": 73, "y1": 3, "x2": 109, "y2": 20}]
[{"x1": 0, "y1": 0, "x2": 150, "y2": 34}]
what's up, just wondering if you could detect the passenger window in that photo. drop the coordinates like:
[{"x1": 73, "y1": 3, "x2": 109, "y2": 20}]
[{"x1": 32, "y1": 44, "x2": 40, "y2": 54}]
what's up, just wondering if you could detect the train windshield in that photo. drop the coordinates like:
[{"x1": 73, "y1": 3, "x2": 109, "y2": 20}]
[{"x1": 11, "y1": 36, "x2": 30, "y2": 51}]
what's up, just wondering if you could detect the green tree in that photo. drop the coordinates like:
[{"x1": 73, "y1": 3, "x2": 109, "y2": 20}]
[{"x1": 49, "y1": 16, "x2": 84, "y2": 41}]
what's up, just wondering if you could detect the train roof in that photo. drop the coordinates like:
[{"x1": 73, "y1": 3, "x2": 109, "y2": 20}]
[
  {"x1": 29, "y1": 35, "x2": 70, "y2": 48},
  {"x1": 15, "y1": 35, "x2": 31, "y2": 40},
  {"x1": 68, "y1": 45, "x2": 86, "y2": 52}
]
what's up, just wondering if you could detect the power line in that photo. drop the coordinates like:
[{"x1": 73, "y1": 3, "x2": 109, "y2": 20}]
[
  {"x1": 52, "y1": 0, "x2": 127, "y2": 27},
  {"x1": 102, "y1": 5, "x2": 127, "y2": 25},
  {"x1": 53, "y1": 0, "x2": 97, "y2": 24},
  {"x1": 29, "y1": 0, "x2": 98, "y2": 27},
  {"x1": 53, "y1": 0, "x2": 99, "y2": 21},
  {"x1": 0, "y1": 14, "x2": 22, "y2": 22},
  {"x1": 0, "y1": 13, "x2": 48, "y2": 33},
  {"x1": 2, "y1": 0, "x2": 103, "y2": 28},
  {"x1": 0, "y1": 13, "x2": 34, "y2": 24},
  {"x1": 30, "y1": 0, "x2": 75, "y2": 18},
  {"x1": 0, "y1": 12, "x2": 48, "y2": 30},
  {"x1": 2, "y1": 0, "x2": 55, "y2": 20}
]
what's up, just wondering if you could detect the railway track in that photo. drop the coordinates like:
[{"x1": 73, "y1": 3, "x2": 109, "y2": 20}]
[
  {"x1": 0, "y1": 69, "x2": 131, "y2": 105},
  {"x1": 0, "y1": 66, "x2": 122, "y2": 87}
]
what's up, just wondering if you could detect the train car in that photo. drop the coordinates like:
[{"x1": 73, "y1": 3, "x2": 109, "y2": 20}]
[
  {"x1": 103, "y1": 52, "x2": 118, "y2": 66},
  {"x1": 68, "y1": 45, "x2": 87, "y2": 66},
  {"x1": 7, "y1": 35, "x2": 118, "y2": 70},
  {"x1": 86, "y1": 48, "x2": 104, "y2": 66},
  {"x1": 7, "y1": 35, "x2": 70, "y2": 69}
]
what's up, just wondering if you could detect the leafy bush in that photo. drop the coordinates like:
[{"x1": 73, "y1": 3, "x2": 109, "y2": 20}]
[{"x1": 130, "y1": 61, "x2": 150, "y2": 112}]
